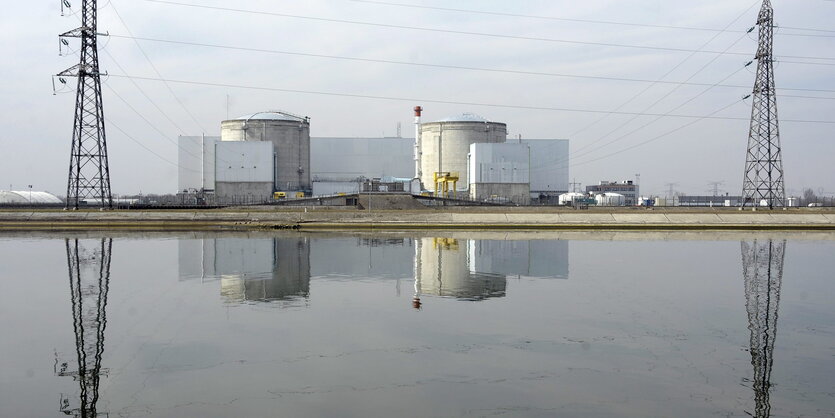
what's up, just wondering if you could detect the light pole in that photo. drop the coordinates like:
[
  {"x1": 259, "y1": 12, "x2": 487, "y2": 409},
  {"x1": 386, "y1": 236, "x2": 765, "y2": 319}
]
[{"x1": 28, "y1": 185, "x2": 32, "y2": 203}]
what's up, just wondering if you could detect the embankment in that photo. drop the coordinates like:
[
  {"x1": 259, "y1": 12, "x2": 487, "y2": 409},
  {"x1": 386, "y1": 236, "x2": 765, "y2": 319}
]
[{"x1": 1, "y1": 207, "x2": 834, "y2": 231}]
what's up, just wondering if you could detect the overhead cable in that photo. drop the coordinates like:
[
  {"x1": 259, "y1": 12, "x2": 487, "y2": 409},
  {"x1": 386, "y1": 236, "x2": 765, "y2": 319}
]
[
  {"x1": 348, "y1": 0, "x2": 835, "y2": 39},
  {"x1": 106, "y1": 74, "x2": 835, "y2": 124},
  {"x1": 107, "y1": 34, "x2": 835, "y2": 94},
  {"x1": 140, "y1": 0, "x2": 835, "y2": 61}
]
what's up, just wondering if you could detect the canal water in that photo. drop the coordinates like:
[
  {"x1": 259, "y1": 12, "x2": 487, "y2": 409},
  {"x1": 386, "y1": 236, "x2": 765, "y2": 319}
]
[{"x1": 0, "y1": 232, "x2": 833, "y2": 417}]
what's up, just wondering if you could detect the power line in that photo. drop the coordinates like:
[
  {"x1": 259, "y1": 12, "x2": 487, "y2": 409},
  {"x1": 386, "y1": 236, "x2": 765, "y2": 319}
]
[
  {"x1": 779, "y1": 60, "x2": 835, "y2": 66},
  {"x1": 140, "y1": 0, "x2": 835, "y2": 61},
  {"x1": 66, "y1": 8, "x2": 193, "y2": 136},
  {"x1": 107, "y1": 34, "x2": 835, "y2": 94},
  {"x1": 348, "y1": 0, "x2": 835, "y2": 39},
  {"x1": 567, "y1": 58, "x2": 749, "y2": 166},
  {"x1": 569, "y1": 100, "x2": 744, "y2": 168},
  {"x1": 101, "y1": 49, "x2": 190, "y2": 135},
  {"x1": 105, "y1": 73, "x2": 835, "y2": 124},
  {"x1": 110, "y1": 2, "x2": 207, "y2": 133},
  {"x1": 567, "y1": 1, "x2": 755, "y2": 145},
  {"x1": 104, "y1": 84, "x2": 203, "y2": 163},
  {"x1": 106, "y1": 118, "x2": 191, "y2": 171},
  {"x1": 104, "y1": 82, "x2": 235, "y2": 167}
]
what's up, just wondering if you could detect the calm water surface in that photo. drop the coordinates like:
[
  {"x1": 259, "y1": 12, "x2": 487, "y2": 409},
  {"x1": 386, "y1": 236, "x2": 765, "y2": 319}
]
[{"x1": 1, "y1": 231, "x2": 833, "y2": 417}]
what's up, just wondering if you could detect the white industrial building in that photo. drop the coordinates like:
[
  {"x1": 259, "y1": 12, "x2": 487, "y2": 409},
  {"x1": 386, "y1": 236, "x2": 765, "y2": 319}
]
[
  {"x1": 310, "y1": 137, "x2": 414, "y2": 196},
  {"x1": 468, "y1": 142, "x2": 531, "y2": 204}
]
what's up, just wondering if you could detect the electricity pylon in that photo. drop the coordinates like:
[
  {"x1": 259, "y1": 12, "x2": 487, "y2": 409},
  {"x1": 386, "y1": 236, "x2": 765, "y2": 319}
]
[
  {"x1": 741, "y1": 239, "x2": 785, "y2": 417},
  {"x1": 742, "y1": 0, "x2": 785, "y2": 209},
  {"x1": 58, "y1": 0, "x2": 112, "y2": 209}
]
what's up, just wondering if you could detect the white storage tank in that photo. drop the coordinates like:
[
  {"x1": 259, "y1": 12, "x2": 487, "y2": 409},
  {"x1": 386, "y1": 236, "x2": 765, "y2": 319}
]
[
  {"x1": 595, "y1": 192, "x2": 625, "y2": 206},
  {"x1": 419, "y1": 113, "x2": 507, "y2": 192},
  {"x1": 558, "y1": 192, "x2": 585, "y2": 205},
  {"x1": 221, "y1": 111, "x2": 311, "y2": 191}
]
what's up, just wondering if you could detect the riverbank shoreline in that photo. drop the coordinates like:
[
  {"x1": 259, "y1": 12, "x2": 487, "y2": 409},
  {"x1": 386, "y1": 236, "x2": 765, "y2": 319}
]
[{"x1": 1, "y1": 207, "x2": 834, "y2": 231}]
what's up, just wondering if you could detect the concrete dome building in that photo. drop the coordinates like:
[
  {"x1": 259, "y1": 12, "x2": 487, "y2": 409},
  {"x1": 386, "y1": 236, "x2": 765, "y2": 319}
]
[{"x1": 220, "y1": 111, "x2": 311, "y2": 191}]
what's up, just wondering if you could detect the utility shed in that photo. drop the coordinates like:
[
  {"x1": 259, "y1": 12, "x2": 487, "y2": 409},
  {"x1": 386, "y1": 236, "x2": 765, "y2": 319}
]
[
  {"x1": 468, "y1": 142, "x2": 530, "y2": 204},
  {"x1": 214, "y1": 141, "x2": 275, "y2": 203}
]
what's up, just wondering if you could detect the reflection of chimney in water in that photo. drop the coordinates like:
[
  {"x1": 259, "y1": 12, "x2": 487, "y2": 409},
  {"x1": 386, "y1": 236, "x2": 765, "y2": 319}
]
[
  {"x1": 412, "y1": 237, "x2": 422, "y2": 310},
  {"x1": 56, "y1": 238, "x2": 112, "y2": 417},
  {"x1": 741, "y1": 239, "x2": 785, "y2": 418}
]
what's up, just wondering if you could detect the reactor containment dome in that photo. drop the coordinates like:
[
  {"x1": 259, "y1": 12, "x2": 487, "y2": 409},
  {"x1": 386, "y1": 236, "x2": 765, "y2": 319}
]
[
  {"x1": 419, "y1": 113, "x2": 507, "y2": 192},
  {"x1": 220, "y1": 111, "x2": 311, "y2": 191}
]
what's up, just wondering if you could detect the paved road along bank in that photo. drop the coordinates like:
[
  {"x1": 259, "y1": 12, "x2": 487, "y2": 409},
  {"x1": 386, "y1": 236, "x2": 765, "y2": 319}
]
[{"x1": 1, "y1": 209, "x2": 834, "y2": 231}]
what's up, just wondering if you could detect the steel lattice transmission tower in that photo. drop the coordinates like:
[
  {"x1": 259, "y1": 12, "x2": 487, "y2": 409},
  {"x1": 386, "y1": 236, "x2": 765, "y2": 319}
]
[
  {"x1": 742, "y1": 0, "x2": 785, "y2": 209},
  {"x1": 741, "y1": 239, "x2": 785, "y2": 417},
  {"x1": 58, "y1": 0, "x2": 112, "y2": 209}
]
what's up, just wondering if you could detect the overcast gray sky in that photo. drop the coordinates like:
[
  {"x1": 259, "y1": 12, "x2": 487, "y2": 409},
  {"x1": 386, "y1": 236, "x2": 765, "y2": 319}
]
[{"x1": 0, "y1": 0, "x2": 832, "y2": 196}]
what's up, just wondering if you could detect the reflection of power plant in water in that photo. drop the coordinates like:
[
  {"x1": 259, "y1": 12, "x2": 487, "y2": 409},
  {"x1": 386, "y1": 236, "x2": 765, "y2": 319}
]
[
  {"x1": 179, "y1": 237, "x2": 310, "y2": 304},
  {"x1": 415, "y1": 238, "x2": 507, "y2": 302},
  {"x1": 741, "y1": 239, "x2": 785, "y2": 418},
  {"x1": 55, "y1": 238, "x2": 112, "y2": 417},
  {"x1": 413, "y1": 237, "x2": 569, "y2": 306},
  {"x1": 178, "y1": 236, "x2": 567, "y2": 308}
]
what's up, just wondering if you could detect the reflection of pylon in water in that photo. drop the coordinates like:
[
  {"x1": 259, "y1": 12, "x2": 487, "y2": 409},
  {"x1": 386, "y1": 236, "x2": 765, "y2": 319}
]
[
  {"x1": 741, "y1": 239, "x2": 785, "y2": 418},
  {"x1": 55, "y1": 238, "x2": 112, "y2": 417}
]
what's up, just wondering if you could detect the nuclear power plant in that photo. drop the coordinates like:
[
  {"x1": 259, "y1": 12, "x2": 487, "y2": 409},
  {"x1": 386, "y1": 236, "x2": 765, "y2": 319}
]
[{"x1": 178, "y1": 107, "x2": 570, "y2": 205}]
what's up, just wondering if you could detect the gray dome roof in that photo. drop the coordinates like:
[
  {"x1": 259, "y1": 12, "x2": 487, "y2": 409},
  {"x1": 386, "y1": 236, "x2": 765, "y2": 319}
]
[
  {"x1": 234, "y1": 111, "x2": 307, "y2": 122},
  {"x1": 434, "y1": 112, "x2": 492, "y2": 123}
]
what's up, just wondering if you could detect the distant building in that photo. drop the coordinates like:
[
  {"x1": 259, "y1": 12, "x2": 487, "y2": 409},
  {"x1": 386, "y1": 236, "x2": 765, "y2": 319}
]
[{"x1": 586, "y1": 180, "x2": 639, "y2": 206}]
